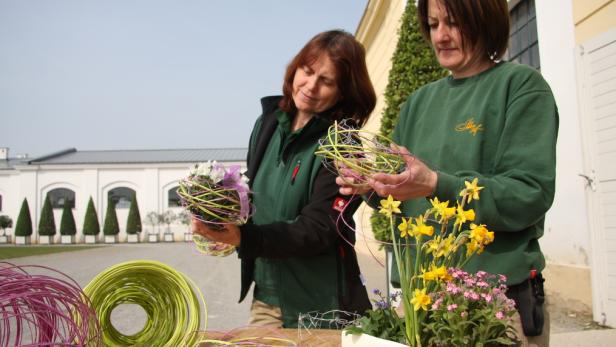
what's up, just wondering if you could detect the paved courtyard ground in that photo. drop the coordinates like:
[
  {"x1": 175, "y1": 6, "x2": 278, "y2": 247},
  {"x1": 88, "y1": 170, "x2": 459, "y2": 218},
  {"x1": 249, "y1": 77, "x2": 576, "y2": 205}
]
[{"x1": 3, "y1": 241, "x2": 615, "y2": 346}]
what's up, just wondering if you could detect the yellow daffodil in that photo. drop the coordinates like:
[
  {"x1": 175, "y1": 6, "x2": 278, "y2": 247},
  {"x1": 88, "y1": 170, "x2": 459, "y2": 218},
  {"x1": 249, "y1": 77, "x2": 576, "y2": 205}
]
[
  {"x1": 421, "y1": 264, "x2": 450, "y2": 282},
  {"x1": 430, "y1": 197, "x2": 456, "y2": 223},
  {"x1": 412, "y1": 215, "x2": 434, "y2": 237},
  {"x1": 379, "y1": 195, "x2": 401, "y2": 217},
  {"x1": 454, "y1": 203, "x2": 475, "y2": 228},
  {"x1": 470, "y1": 223, "x2": 495, "y2": 245},
  {"x1": 410, "y1": 288, "x2": 431, "y2": 311},
  {"x1": 460, "y1": 177, "x2": 484, "y2": 204},
  {"x1": 398, "y1": 217, "x2": 412, "y2": 238}
]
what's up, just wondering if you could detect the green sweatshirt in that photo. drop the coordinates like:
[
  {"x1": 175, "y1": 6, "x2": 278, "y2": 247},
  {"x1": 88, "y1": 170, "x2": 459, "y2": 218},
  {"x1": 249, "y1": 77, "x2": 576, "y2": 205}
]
[{"x1": 392, "y1": 61, "x2": 558, "y2": 285}]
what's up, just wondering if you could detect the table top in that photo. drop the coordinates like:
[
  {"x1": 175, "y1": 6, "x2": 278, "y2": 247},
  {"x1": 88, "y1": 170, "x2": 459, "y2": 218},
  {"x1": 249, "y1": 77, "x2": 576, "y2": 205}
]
[{"x1": 195, "y1": 327, "x2": 342, "y2": 346}]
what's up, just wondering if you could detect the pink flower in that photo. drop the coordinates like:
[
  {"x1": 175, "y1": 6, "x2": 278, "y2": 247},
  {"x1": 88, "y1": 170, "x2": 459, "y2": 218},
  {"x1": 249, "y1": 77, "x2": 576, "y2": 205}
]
[
  {"x1": 447, "y1": 304, "x2": 458, "y2": 311},
  {"x1": 461, "y1": 311, "x2": 467, "y2": 317},
  {"x1": 495, "y1": 311, "x2": 505, "y2": 320}
]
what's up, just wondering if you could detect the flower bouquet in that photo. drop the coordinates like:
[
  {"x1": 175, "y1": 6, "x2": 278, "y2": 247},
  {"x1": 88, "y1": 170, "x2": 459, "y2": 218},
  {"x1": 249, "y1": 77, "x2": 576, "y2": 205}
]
[
  {"x1": 345, "y1": 179, "x2": 517, "y2": 346},
  {"x1": 315, "y1": 120, "x2": 406, "y2": 188},
  {"x1": 177, "y1": 161, "x2": 251, "y2": 256}
]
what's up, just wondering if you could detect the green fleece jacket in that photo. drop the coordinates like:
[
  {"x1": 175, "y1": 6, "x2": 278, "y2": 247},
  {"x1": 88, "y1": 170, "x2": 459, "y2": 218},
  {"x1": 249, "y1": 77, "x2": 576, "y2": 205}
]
[
  {"x1": 391, "y1": 61, "x2": 558, "y2": 286},
  {"x1": 238, "y1": 96, "x2": 370, "y2": 327}
]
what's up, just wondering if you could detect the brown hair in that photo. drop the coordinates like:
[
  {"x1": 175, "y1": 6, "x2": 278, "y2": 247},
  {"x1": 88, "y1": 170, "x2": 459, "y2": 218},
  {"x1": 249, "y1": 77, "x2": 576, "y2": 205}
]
[
  {"x1": 417, "y1": 0, "x2": 510, "y2": 61},
  {"x1": 279, "y1": 30, "x2": 376, "y2": 127}
]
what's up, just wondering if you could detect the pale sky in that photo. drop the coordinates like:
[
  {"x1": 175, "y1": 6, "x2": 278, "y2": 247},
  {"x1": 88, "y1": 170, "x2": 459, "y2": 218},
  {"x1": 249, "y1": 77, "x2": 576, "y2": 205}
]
[{"x1": 0, "y1": 0, "x2": 368, "y2": 158}]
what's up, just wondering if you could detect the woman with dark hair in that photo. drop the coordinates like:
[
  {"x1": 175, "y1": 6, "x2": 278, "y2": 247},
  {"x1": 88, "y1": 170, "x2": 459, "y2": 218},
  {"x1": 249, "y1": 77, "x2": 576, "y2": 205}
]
[
  {"x1": 193, "y1": 29, "x2": 376, "y2": 328},
  {"x1": 337, "y1": 1, "x2": 557, "y2": 345}
]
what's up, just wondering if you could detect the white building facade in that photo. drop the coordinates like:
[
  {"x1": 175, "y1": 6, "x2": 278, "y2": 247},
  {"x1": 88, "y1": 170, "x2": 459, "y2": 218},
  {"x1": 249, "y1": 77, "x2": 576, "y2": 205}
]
[{"x1": 0, "y1": 148, "x2": 247, "y2": 242}]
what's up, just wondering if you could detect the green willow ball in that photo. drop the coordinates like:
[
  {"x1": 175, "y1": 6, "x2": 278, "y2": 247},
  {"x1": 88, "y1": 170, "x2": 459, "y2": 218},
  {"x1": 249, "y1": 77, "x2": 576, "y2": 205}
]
[{"x1": 84, "y1": 260, "x2": 206, "y2": 347}]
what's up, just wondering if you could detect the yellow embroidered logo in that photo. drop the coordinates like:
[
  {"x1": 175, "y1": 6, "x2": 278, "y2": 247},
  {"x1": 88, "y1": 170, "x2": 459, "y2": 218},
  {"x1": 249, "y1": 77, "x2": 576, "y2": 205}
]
[{"x1": 455, "y1": 118, "x2": 484, "y2": 136}]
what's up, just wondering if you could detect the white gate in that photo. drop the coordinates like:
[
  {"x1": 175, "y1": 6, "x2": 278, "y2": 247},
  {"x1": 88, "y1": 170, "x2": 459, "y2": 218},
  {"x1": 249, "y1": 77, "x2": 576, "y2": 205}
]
[{"x1": 576, "y1": 26, "x2": 616, "y2": 327}]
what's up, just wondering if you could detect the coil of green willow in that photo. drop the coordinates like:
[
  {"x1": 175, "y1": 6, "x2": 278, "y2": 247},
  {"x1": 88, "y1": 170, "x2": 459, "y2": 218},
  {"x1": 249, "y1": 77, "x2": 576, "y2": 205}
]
[{"x1": 84, "y1": 260, "x2": 206, "y2": 346}]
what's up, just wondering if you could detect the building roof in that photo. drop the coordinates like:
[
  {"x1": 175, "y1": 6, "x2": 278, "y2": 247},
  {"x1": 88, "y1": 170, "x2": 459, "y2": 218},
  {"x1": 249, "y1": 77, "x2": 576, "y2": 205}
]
[
  {"x1": 0, "y1": 158, "x2": 29, "y2": 170},
  {"x1": 23, "y1": 148, "x2": 248, "y2": 166}
]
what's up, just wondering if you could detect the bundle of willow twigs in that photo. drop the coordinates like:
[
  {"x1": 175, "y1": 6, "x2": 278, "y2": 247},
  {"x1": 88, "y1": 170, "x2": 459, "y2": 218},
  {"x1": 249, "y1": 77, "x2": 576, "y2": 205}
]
[
  {"x1": 315, "y1": 120, "x2": 406, "y2": 187},
  {"x1": 0, "y1": 262, "x2": 101, "y2": 347},
  {"x1": 84, "y1": 260, "x2": 206, "y2": 347}
]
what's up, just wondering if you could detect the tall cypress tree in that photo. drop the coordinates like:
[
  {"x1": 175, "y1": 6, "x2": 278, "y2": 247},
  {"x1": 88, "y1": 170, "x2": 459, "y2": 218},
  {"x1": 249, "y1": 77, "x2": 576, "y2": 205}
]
[
  {"x1": 83, "y1": 197, "x2": 100, "y2": 236},
  {"x1": 103, "y1": 198, "x2": 119, "y2": 236},
  {"x1": 126, "y1": 192, "x2": 142, "y2": 234},
  {"x1": 38, "y1": 194, "x2": 56, "y2": 236},
  {"x1": 59, "y1": 201, "x2": 77, "y2": 235},
  {"x1": 15, "y1": 198, "x2": 33, "y2": 236},
  {"x1": 371, "y1": 0, "x2": 448, "y2": 243}
]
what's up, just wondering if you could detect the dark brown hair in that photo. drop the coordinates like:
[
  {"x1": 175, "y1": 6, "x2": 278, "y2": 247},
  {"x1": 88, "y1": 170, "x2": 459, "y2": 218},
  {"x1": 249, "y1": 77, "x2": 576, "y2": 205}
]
[
  {"x1": 279, "y1": 30, "x2": 376, "y2": 127},
  {"x1": 417, "y1": 0, "x2": 510, "y2": 61}
]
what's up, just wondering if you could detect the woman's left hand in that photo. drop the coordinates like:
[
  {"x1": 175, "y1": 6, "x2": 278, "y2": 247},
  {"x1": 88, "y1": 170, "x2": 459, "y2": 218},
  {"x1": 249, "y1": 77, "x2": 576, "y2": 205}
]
[
  {"x1": 191, "y1": 217, "x2": 241, "y2": 246},
  {"x1": 368, "y1": 144, "x2": 438, "y2": 201}
]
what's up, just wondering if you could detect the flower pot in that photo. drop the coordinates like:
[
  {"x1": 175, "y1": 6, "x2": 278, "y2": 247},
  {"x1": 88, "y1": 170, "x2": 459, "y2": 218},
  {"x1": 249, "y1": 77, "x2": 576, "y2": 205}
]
[
  {"x1": 61, "y1": 235, "x2": 75, "y2": 244},
  {"x1": 163, "y1": 233, "x2": 174, "y2": 242},
  {"x1": 84, "y1": 235, "x2": 97, "y2": 244},
  {"x1": 148, "y1": 234, "x2": 159, "y2": 243},
  {"x1": 184, "y1": 232, "x2": 193, "y2": 242},
  {"x1": 127, "y1": 234, "x2": 140, "y2": 243},
  {"x1": 15, "y1": 236, "x2": 31, "y2": 245},
  {"x1": 104, "y1": 235, "x2": 118, "y2": 244},
  {"x1": 341, "y1": 331, "x2": 407, "y2": 347},
  {"x1": 0, "y1": 235, "x2": 10, "y2": 244},
  {"x1": 39, "y1": 235, "x2": 54, "y2": 244}
]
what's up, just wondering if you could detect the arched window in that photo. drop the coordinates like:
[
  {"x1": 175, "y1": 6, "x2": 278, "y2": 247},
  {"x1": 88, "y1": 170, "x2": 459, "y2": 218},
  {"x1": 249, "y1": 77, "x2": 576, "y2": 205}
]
[
  {"x1": 48, "y1": 188, "x2": 76, "y2": 208},
  {"x1": 108, "y1": 187, "x2": 135, "y2": 209},
  {"x1": 168, "y1": 186, "x2": 182, "y2": 207},
  {"x1": 0, "y1": 194, "x2": 3, "y2": 212}
]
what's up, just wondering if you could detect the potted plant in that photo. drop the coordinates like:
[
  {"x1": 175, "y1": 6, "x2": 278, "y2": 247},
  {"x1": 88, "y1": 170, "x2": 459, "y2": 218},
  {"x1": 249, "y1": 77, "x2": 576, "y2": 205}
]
[
  {"x1": 126, "y1": 192, "x2": 142, "y2": 243},
  {"x1": 161, "y1": 210, "x2": 176, "y2": 242},
  {"x1": 0, "y1": 215, "x2": 13, "y2": 243},
  {"x1": 177, "y1": 210, "x2": 192, "y2": 242},
  {"x1": 344, "y1": 180, "x2": 516, "y2": 346},
  {"x1": 103, "y1": 198, "x2": 119, "y2": 243},
  {"x1": 38, "y1": 194, "x2": 56, "y2": 244},
  {"x1": 144, "y1": 211, "x2": 160, "y2": 243},
  {"x1": 14, "y1": 198, "x2": 33, "y2": 245},
  {"x1": 59, "y1": 201, "x2": 77, "y2": 244},
  {"x1": 83, "y1": 197, "x2": 100, "y2": 244}
]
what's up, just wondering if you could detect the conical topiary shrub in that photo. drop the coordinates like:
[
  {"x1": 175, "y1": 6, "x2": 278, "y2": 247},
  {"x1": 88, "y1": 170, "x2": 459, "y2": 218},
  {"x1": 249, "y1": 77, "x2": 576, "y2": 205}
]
[
  {"x1": 15, "y1": 198, "x2": 33, "y2": 237},
  {"x1": 38, "y1": 194, "x2": 56, "y2": 237},
  {"x1": 370, "y1": 0, "x2": 448, "y2": 246},
  {"x1": 83, "y1": 197, "x2": 100, "y2": 236},
  {"x1": 126, "y1": 192, "x2": 142, "y2": 235},
  {"x1": 60, "y1": 202, "x2": 77, "y2": 235},
  {"x1": 103, "y1": 198, "x2": 119, "y2": 236}
]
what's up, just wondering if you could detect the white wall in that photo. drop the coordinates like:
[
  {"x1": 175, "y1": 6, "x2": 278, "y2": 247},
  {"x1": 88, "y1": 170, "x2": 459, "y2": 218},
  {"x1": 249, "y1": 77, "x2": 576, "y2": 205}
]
[{"x1": 535, "y1": 0, "x2": 590, "y2": 266}]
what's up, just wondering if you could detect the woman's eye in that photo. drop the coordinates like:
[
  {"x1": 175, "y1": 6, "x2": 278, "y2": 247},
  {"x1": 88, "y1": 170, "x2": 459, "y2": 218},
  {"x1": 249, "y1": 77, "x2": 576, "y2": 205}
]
[{"x1": 302, "y1": 66, "x2": 313, "y2": 75}]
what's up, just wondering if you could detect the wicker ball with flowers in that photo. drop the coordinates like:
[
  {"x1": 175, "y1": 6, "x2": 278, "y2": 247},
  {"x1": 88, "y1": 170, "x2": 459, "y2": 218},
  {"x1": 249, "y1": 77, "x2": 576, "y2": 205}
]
[{"x1": 178, "y1": 161, "x2": 252, "y2": 256}]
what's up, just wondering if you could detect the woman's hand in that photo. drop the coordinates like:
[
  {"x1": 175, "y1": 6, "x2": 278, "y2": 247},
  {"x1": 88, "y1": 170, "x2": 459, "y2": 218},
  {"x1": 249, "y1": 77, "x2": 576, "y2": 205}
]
[
  {"x1": 335, "y1": 167, "x2": 373, "y2": 196},
  {"x1": 368, "y1": 145, "x2": 438, "y2": 201},
  {"x1": 191, "y1": 217, "x2": 241, "y2": 247}
]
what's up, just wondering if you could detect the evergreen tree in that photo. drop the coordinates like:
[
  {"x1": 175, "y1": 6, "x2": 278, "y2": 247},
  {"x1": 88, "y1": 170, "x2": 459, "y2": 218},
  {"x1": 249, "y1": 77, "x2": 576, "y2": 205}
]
[
  {"x1": 83, "y1": 197, "x2": 101, "y2": 236},
  {"x1": 103, "y1": 198, "x2": 120, "y2": 235},
  {"x1": 14, "y1": 198, "x2": 33, "y2": 237},
  {"x1": 0, "y1": 215, "x2": 13, "y2": 236},
  {"x1": 126, "y1": 192, "x2": 142, "y2": 234},
  {"x1": 371, "y1": 1, "x2": 448, "y2": 243},
  {"x1": 59, "y1": 201, "x2": 77, "y2": 235},
  {"x1": 38, "y1": 194, "x2": 56, "y2": 236}
]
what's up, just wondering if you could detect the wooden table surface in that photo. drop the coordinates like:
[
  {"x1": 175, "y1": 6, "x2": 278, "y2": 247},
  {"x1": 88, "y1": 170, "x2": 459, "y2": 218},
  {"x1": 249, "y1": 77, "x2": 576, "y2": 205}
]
[{"x1": 196, "y1": 327, "x2": 342, "y2": 346}]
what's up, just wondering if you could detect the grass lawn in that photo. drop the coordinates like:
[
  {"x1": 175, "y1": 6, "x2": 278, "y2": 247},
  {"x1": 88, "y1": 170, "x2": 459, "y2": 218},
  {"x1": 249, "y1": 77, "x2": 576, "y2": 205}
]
[{"x1": 0, "y1": 245, "x2": 103, "y2": 260}]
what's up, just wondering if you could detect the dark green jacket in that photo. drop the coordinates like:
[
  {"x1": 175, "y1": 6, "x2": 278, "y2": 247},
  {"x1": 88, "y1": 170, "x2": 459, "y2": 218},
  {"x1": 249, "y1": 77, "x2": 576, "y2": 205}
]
[
  {"x1": 391, "y1": 62, "x2": 558, "y2": 286},
  {"x1": 238, "y1": 96, "x2": 370, "y2": 327}
]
